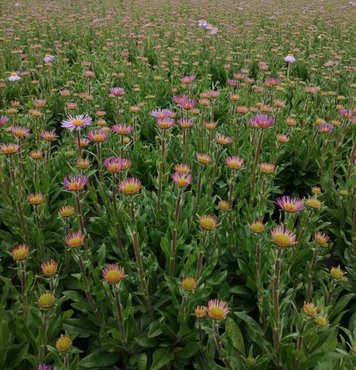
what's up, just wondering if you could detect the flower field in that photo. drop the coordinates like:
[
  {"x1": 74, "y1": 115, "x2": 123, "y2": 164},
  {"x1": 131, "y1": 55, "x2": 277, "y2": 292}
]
[{"x1": 0, "y1": 0, "x2": 355, "y2": 369}]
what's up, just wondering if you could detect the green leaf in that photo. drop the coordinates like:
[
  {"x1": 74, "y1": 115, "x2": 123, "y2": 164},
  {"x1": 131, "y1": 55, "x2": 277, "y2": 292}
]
[
  {"x1": 226, "y1": 317, "x2": 245, "y2": 355},
  {"x1": 80, "y1": 350, "x2": 120, "y2": 368},
  {"x1": 150, "y1": 348, "x2": 173, "y2": 370},
  {"x1": 130, "y1": 353, "x2": 147, "y2": 370}
]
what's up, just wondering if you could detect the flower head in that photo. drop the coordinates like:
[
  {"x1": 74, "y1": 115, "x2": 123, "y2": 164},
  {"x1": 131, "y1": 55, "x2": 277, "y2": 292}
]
[
  {"x1": 215, "y1": 133, "x2": 232, "y2": 145},
  {"x1": 194, "y1": 305, "x2": 207, "y2": 318},
  {"x1": 250, "y1": 221, "x2": 265, "y2": 234},
  {"x1": 313, "y1": 232, "x2": 329, "y2": 247},
  {"x1": 271, "y1": 226, "x2": 297, "y2": 247},
  {"x1": 172, "y1": 172, "x2": 192, "y2": 187},
  {"x1": 276, "y1": 195, "x2": 304, "y2": 213},
  {"x1": 55, "y1": 334, "x2": 72, "y2": 352},
  {"x1": 156, "y1": 117, "x2": 175, "y2": 130},
  {"x1": 119, "y1": 177, "x2": 141, "y2": 195},
  {"x1": 259, "y1": 162, "x2": 276, "y2": 174},
  {"x1": 38, "y1": 292, "x2": 55, "y2": 309},
  {"x1": 181, "y1": 276, "x2": 197, "y2": 292},
  {"x1": 199, "y1": 215, "x2": 218, "y2": 231},
  {"x1": 65, "y1": 232, "x2": 84, "y2": 248},
  {"x1": 207, "y1": 299, "x2": 229, "y2": 320},
  {"x1": 41, "y1": 130, "x2": 57, "y2": 142},
  {"x1": 226, "y1": 156, "x2": 244, "y2": 170},
  {"x1": 112, "y1": 124, "x2": 133, "y2": 135},
  {"x1": 28, "y1": 193, "x2": 44, "y2": 205},
  {"x1": 41, "y1": 260, "x2": 58, "y2": 276},
  {"x1": 12, "y1": 244, "x2": 29, "y2": 261},
  {"x1": 0, "y1": 115, "x2": 9, "y2": 126},
  {"x1": 38, "y1": 364, "x2": 57, "y2": 370},
  {"x1": 174, "y1": 163, "x2": 190, "y2": 174},
  {"x1": 0, "y1": 144, "x2": 20, "y2": 155},
  {"x1": 63, "y1": 175, "x2": 88, "y2": 191},
  {"x1": 150, "y1": 109, "x2": 174, "y2": 119},
  {"x1": 305, "y1": 198, "x2": 322, "y2": 209},
  {"x1": 330, "y1": 266, "x2": 346, "y2": 281},
  {"x1": 249, "y1": 114, "x2": 274, "y2": 129},
  {"x1": 196, "y1": 153, "x2": 211, "y2": 165},
  {"x1": 319, "y1": 123, "x2": 334, "y2": 133},
  {"x1": 109, "y1": 87, "x2": 125, "y2": 97},
  {"x1": 87, "y1": 129, "x2": 108, "y2": 142},
  {"x1": 102, "y1": 264, "x2": 125, "y2": 284},
  {"x1": 104, "y1": 157, "x2": 131, "y2": 173},
  {"x1": 59, "y1": 206, "x2": 75, "y2": 218},
  {"x1": 11, "y1": 126, "x2": 30, "y2": 138},
  {"x1": 178, "y1": 118, "x2": 193, "y2": 129},
  {"x1": 8, "y1": 72, "x2": 21, "y2": 81},
  {"x1": 284, "y1": 54, "x2": 296, "y2": 63},
  {"x1": 303, "y1": 302, "x2": 317, "y2": 317},
  {"x1": 61, "y1": 115, "x2": 92, "y2": 132}
]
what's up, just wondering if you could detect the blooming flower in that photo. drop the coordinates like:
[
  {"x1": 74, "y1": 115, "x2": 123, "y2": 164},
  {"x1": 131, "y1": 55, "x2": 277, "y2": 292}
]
[
  {"x1": 249, "y1": 114, "x2": 274, "y2": 129},
  {"x1": 104, "y1": 157, "x2": 131, "y2": 173},
  {"x1": 8, "y1": 72, "x2": 21, "y2": 81},
  {"x1": 215, "y1": 133, "x2": 232, "y2": 145},
  {"x1": 198, "y1": 19, "x2": 208, "y2": 27},
  {"x1": 119, "y1": 177, "x2": 141, "y2": 195},
  {"x1": 172, "y1": 172, "x2": 192, "y2": 187},
  {"x1": 65, "y1": 232, "x2": 85, "y2": 248},
  {"x1": 150, "y1": 109, "x2": 174, "y2": 119},
  {"x1": 259, "y1": 162, "x2": 276, "y2": 174},
  {"x1": 196, "y1": 153, "x2": 212, "y2": 165},
  {"x1": 284, "y1": 54, "x2": 296, "y2": 63},
  {"x1": 109, "y1": 87, "x2": 125, "y2": 97},
  {"x1": 276, "y1": 195, "x2": 304, "y2": 213},
  {"x1": 38, "y1": 292, "x2": 55, "y2": 309},
  {"x1": 313, "y1": 232, "x2": 329, "y2": 247},
  {"x1": 58, "y1": 206, "x2": 75, "y2": 218},
  {"x1": 174, "y1": 163, "x2": 190, "y2": 174},
  {"x1": 226, "y1": 156, "x2": 244, "y2": 170},
  {"x1": 330, "y1": 266, "x2": 346, "y2": 281},
  {"x1": 178, "y1": 118, "x2": 193, "y2": 129},
  {"x1": 181, "y1": 75, "x2": 196, "y2": 84},
  {"x1": 303, "y1": 302, "x2": 317, "y2": 317},
  {"x1": 38, "y1": 364, "x2": 57, "y2": 370},
  {"x1": 0, "y1": 115, "x2": 9, "y2": 126},
  {"x1": 102, "y1": 264, "x2": 125, "y2": 284},
  {"x1": 27, "y1": 193, "x2": 44, "y2": 205},
  {"x1": 271, "y1": 226, "x2": 297, "y2": 247},
  {"x1": 41, "y1": 260, "x2": 58, "y2": 276},
  {"x1": 0, "y1": 144, "x2": 20, "y2": 155},
  {"x1": 319, "y1": 123, "x2": 334, "y2": 133},
  {"x1": 199, "y1": 215, "x2": 218, "y2": 230},
  {"x1": 112, "y1": 124, "x2": 133, "y2": 135},
  {"x1": 207, "y1": 299, "x2": 229, "y2": 320},
  {"x1": 87, "y1": 129, "x2": 109, "y2": 142},
  {"x1": 61, "y1": 115, "x2": 92, "y2": 132},
  {"x1": 63, "y1": 175, "x2": 88, "y2": 191},
  {"x1": 157, "y1": 117, "x2": 175, "y2": 129},
  {"x1": 43, "y1": 54, "x2": 55, "y2": 63},
  {"x1": 12, "y1": 244, "x2": 30, "y2": 261}
]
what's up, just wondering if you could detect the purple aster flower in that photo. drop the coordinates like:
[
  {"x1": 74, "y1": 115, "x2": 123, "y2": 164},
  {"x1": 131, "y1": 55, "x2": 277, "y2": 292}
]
[
  {"x1": 109, "y1": 87, "x2": 125, "y2": 96},
  {"x1": 284, "y1": 55, "x2": 296, "y2": 63},
  {"x1": 276, "y1": 195, "x2": 304, "y2": 213},
  {"x1": 339, "y1": 109, "x2": 353, "y2": 119},
  {"x1": 249, "y1": 114, "x2": 275, "y2": 129},
  {"x1": 61, "y1": 115, "x2": 92, "y2": 132},
  {"x1": 150, "y1": 109, "x2": 174, "y2": 119},
  {"x1": 63, "y1": 175, "x2": 88, "y2": 191},
  {"x1": 181, "y1": 74, "x2": 196, "y2": 84},
  {"x1": 43, "y1": 54, "x2": 55, "y2": 63},
  {"x1": 8, "y1": 72, "x2": 21, "y2": 81},
  {"x1": 0, "y1": 115, "x2": 9, "y2": 126},
  {"x1": 319, "y1": 123, "x2": 334, "y2": 133}
]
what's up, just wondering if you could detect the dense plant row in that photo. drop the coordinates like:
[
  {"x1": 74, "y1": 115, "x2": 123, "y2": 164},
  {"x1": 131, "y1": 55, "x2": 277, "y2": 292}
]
[{"x1": 0, "y1": 0, "x2": 355, "y2": 369}]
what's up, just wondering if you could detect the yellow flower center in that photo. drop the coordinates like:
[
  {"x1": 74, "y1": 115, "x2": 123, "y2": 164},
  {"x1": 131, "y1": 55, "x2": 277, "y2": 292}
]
[
  {"x1": 283, "y1": 203, "x2": 297, "y2": 212},
  {"x1": 122, "y1": 184, "x2": 139, "y2": 194},
  {"x1": 68, "y1": 237, "x2": 82, "y2": 248},
  {"x1": 251, "y1": 222, "x2": 264, "y2": 233},
  {"x1": 181, "y1": 278, "x2": 196, "y2": 291},
  {"x1": 105, "y1": 270, "x2": 122, "y2": 284},
  {"x1": 208, "y1": 307, "x2": 225, "y2": 320},
  {"x1": 12, "y1": 248, "x2": 29, "y2": 261},
  {"x1": 38, "y1": 293, "x2": 55, "y2": 308},
  {"x1": 200, "y1": 218, "x2": 216, "y2": 230},
  {"x1": 56, "y1": 335, "x2": 72, "y2": 352},
  {"x1": 273, "y1": 233, "x2": 293, "y2": 247},
  {"x1": 71, "y1": 119, "x2": 84, "y2": 127}
]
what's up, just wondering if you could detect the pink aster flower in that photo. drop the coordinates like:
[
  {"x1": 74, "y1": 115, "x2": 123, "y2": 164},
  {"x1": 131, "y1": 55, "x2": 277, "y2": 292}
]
[
  {"x1": 319, "y1": 123, "x2": 334, "y2": 133},
  {"x1": 157, "y1": 117, "x2": 175, "y2": 130},
  {"x1": 339, "y1": 109, "x2": 353, "y2": 119},
  {"x1": 271, "y1": 226, "x2": 297, "y2": 247},
  {"x1": 150, "y1": 109, "x2": 174, "y2": 119},
  {"x1": 226, "y1": 156, "x2": 244, "y2": 170},
  {"x1": 112, "y1": 124, "x2": 133, "y2": 135},
  {"x1": 8, "y1": 72, "x2": 21, "y2": 81},
  {"x1": 43, "y1": 54, "x2": 55, "y2": 63},
  {"x1": 174, "y1": 163, "x2": 190, "y2": 174},
  {"x1": 119, "y1": 177, "x2": 141, "y2": 195},
  {"x1": 104, "y1": 157, "x2": 131, "y2": 173},
  {"x1": 63, "y1": 175, "x2": 88, "y2": 191},
  {"x1": 61, "y1": 115, "x2": 92, "y2": 132},
  {"x1": 284, "y1": 54, "x2": 296, "y2": 63},
  {"x1": 87, "y1": 129, "x2": 109, "y2": 142},
  {"x1": 181, "y1": 74, "x2": 196, "y2": 84},
  {"x1": 207, "y1": 299, "x2": 229, "y2": 320},
  {"x1": 109, "y1": 87, "x2": 125, "y2": 97},
  {"x1": 178, "y1": 118, "x2": 193, "y2": 129},
  {"x1": 0, "y1": 115, "x2": 9, "y2": 126},
  {"x1": 249, "y1": 114, "x2": 275, "y2": 129},
  {"x1": 276, "y1": 195, "x2": 304, "y2": 213},
  {"x1": 172, "y1": 172, "x2": 192, "y2": 187}
]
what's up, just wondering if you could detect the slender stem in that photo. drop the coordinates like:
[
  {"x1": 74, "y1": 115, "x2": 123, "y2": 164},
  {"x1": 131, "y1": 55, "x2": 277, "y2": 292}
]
[
  {"x1": 157, "y1": 162, "x2": 163, "y2": 212},
  {"x1": 75, "y1": 193, "x2": 85, "y2": 238},
  {"x1": 273, "y1": 248, "x2": 282, "y2": 353},
  {"x1": 213, "y1": 322, "x2": 234, "y2": 370},
  {"x1": 250, "y1": 130, "x2": 264, "y2": 197},
  {"x1": 195, "y1": 232, "x2": 207, "y2": 280},
  {"x1": 20, "y1": 261, "x2": 28, "y2": 318},
  {"x1": 305, "y1": 248, "x2": 318, "y2": 302},
  {"x1": 113, "y1": 284, "x2": 126, "y2": 345},
  {"x1": 169, "y1": 228, "x2": 177, "y2": 275},
  {"x1": 77, "y1": 130, "x2": 82, "y2": 158},
  {"x1": 97, "y1": 143, "x2": 103, "y2": 182},
  {"x1": 175, "y1": 189, "x2": 182, "y2": 225},
  {"x1": 112, "y1": 174, "x2": 124, "y2": 256}
]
